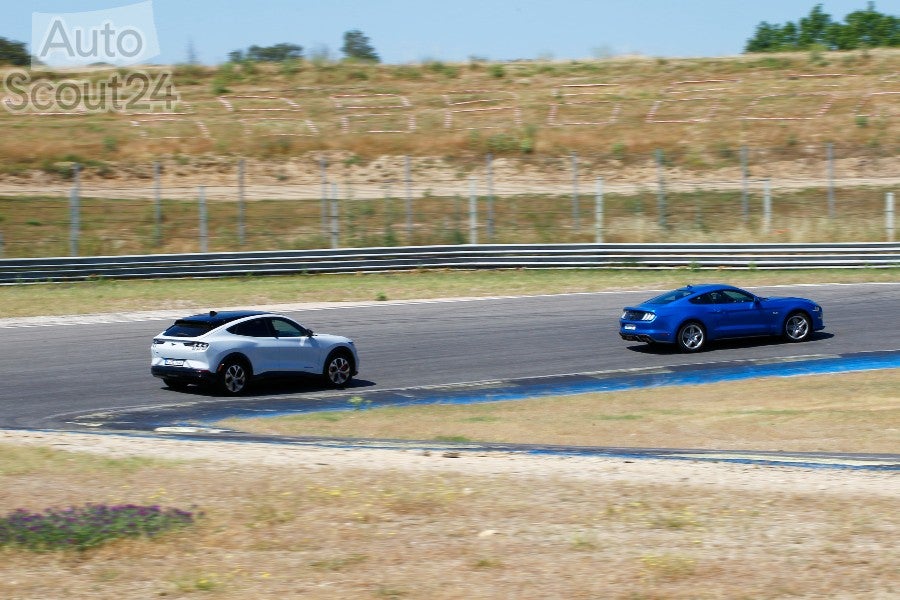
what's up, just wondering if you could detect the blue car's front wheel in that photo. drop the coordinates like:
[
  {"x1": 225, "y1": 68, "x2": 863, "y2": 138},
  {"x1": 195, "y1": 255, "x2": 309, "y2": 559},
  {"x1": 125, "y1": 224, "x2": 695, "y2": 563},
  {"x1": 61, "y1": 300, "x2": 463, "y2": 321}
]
[
  {"x1": 783, "y1": 312, "x2": 811, "y2": 342},
  {"x1": 677, "y1": 322, "x2": 706, "y2": 352}
]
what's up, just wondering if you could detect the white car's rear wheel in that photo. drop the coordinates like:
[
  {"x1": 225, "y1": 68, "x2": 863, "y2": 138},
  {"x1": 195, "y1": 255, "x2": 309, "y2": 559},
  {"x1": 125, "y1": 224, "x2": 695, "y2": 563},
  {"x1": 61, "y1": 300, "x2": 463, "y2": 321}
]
[{"x1": 219, "y1": 359, "x2": 250, "y2": 395}]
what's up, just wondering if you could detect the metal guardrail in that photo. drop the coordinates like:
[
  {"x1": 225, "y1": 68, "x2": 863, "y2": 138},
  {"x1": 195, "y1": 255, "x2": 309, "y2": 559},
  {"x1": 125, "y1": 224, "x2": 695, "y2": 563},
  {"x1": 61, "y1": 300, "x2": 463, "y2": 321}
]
[{"x1": 1, "y1": 243, "x2": 898, "y2": 283}]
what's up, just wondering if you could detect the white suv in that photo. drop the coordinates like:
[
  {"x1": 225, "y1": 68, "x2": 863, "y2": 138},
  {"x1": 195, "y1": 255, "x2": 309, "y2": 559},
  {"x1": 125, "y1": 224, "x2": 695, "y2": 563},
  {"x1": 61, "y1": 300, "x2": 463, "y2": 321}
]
[{"x1": 151, "y1": 310, "x2": 359, "y2": 394}]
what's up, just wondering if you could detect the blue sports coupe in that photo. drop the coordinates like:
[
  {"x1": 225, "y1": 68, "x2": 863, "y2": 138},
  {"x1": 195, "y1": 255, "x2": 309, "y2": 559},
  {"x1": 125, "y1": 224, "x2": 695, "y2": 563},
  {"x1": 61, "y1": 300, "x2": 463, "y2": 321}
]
[{"x1": 619, "y1": 284, "x2": 824, "y2": 352}]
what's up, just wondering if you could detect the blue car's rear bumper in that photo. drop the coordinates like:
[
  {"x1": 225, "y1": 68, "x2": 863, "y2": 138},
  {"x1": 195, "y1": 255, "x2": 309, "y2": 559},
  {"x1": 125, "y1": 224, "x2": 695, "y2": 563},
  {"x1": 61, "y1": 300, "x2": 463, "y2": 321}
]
[{"x1": 619, "y1": 323, "x2": 673, "y2": 343}]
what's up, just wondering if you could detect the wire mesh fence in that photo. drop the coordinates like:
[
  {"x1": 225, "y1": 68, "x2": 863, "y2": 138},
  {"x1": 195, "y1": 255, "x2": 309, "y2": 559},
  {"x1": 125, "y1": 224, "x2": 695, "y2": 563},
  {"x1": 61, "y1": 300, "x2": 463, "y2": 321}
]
[{"x1": 0, "y1": 146, "x2": 896, "y2": 258}]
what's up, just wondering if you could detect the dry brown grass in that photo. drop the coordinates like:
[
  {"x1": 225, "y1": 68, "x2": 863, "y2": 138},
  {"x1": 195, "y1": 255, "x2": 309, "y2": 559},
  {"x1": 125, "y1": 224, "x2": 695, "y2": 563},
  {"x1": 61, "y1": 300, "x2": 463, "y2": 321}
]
[
  {"x1": 0, "y1": 50, "x2": 896, "y2": 169},
  {"x1": 0, "y1": 435, "x2": 897, "y2": 599},
  {"x1": 220, "y1": 370, "x2": 900, "y2": 454}
]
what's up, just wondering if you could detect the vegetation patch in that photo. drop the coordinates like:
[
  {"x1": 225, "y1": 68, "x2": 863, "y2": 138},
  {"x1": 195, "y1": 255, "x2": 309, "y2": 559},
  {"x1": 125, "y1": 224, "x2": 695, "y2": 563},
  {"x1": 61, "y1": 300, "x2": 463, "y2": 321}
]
[{"x1": 0, "y1": 504, "x2": 196, "y2": 552}]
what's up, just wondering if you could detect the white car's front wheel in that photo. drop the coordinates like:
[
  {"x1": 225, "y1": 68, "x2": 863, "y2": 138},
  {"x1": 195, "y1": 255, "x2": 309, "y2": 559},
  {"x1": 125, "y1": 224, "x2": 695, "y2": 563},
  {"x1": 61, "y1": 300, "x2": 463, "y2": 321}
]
[{"x1": 324, "y1": 351, "x2": 353, "y2": 388}]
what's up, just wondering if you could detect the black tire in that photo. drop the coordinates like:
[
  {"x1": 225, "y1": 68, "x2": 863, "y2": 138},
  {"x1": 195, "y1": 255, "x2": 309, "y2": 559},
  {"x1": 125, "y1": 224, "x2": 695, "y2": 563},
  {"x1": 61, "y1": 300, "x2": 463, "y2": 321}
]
[
  {"x1": 677, "y1": 321, "x2": 706, "y2": 353},
  {"x1": 219, "y1": 358, "x2": 251, "y2": 395},
  {"x1": 162, "y1": 378, "x2": 188, "y2": 390},
  {"x1": 783, "y1": 311, "x2": 811, "y2": 343},
  {"x1": 323, "y1": 350, "x2": 354, "y2": 388}
]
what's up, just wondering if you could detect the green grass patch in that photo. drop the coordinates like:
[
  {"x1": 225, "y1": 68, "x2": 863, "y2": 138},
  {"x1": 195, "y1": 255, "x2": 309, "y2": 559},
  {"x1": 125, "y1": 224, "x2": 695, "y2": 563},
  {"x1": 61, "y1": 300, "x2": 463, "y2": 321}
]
[
  {"x1": 0, "y1": 504, "x2": 196, "y2": 553},
  {"x1": 594, "y1": 414, "x2": 644, "y2": 421},
  {"x1": 461, "y1": 416, "x2": 501, "y2": 423},
  {"x1": 0, "y1": 444, "x2": 180, "y2": 476},
  {"x1": 432, "y1": 435, "x2": 472, "y2": 443}
]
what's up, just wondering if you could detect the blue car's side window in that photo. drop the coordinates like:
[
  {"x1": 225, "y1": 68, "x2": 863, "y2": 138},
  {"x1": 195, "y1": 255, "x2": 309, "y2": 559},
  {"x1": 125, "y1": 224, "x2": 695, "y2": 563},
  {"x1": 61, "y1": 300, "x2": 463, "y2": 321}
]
[{"x1": 723, "y1": 290, "x2": 754, "y2": 303}]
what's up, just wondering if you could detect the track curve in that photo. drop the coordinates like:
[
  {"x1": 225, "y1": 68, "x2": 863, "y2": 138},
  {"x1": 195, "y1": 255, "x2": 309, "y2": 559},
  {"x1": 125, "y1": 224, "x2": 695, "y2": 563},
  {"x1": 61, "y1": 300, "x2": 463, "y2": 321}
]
[{"x1": 2, "y1": 283, "x2": 898, "y2": 446}]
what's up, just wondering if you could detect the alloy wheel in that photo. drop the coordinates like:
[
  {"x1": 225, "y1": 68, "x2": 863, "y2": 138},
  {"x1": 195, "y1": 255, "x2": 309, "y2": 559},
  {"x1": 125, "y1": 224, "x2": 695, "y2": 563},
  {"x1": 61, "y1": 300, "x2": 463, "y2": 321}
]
[{"x1": 327, "y1": 356, "x2": 351, "y2": 386}]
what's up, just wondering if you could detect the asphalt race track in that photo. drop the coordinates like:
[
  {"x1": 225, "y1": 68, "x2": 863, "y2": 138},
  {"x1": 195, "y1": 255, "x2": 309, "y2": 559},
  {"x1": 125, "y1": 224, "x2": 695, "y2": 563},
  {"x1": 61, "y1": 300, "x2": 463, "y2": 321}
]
[{"x1": 1, "y1": 282, "x2": 899, "y2": 467}]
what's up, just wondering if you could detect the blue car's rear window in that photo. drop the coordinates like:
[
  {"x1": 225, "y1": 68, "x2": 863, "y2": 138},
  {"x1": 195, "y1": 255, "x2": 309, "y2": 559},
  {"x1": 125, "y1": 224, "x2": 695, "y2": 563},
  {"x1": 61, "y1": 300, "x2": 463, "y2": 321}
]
[{"x1": 644, "y1": 289, "x2": 695, "y2": 305}]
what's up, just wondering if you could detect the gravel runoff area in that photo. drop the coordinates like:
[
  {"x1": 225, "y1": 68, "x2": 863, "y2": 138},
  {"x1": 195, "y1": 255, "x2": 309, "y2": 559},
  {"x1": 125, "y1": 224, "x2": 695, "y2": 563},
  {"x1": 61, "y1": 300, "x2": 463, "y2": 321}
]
[{"x1": 2, "y1": 429, "x2": 896, "y2": 499}]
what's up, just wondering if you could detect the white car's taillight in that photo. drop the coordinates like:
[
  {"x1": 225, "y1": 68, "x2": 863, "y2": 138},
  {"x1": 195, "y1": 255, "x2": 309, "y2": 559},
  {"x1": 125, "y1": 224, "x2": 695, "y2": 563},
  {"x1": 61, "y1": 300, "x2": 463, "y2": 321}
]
[{"x1": 188, "y1": 342, "x2": 209, "y2": 351}]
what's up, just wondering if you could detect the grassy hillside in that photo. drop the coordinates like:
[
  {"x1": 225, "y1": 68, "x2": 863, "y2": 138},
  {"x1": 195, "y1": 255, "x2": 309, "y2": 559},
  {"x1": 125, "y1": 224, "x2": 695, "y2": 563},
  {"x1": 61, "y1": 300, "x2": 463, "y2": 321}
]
[
  {"x1": 0, "y1": 51, "x2": 896, "y2": 257},
  {"x1": 0, "y1": 49, "x2": 897, "y2": 176}
]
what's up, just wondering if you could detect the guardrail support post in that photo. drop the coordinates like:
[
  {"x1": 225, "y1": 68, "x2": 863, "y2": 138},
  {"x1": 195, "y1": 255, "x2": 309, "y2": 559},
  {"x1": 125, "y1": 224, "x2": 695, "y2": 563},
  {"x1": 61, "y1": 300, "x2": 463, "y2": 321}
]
[
  {"x1": 320, "y1": 156, "x2": 328, "y2": 234},
  {"x1": 486, "y1": 153, "x2": 495, "y2": 240},
  {"x1": 70, "y1": 163, "x2": 80, "y2": 257},
  {"x1": 741, "y1": 145, "x2": 749, "y2": 224},
  {"x1": 595, "y1": 177, "x2": 604, "y2": 244},
  {"x1": 762, "y1": 178, "x2": 772, "y2": 236},
  {"x1": 153, "y1": 161, "x2": 161, "y2": 247},
  {"x1": 469, "y1": 177, "x2": 478, "y2": 245},
  {"x1": 198, "y1": 186, "x2": 207, "y2": 253},
  {"x1": 827, "y1": 142, "x2": 835, "y2": 220},
  {"x1": 656, "y1": 149, "x2": 667, "y2": 229},
  {"x1": 887, "y1": 192, "x2": 895, "y2": 242},
  {"x1": 405, "y1": 155, "x2": 413, "y2": 239},
  {"x1": 238, "y1": 158, "x2": 246, "y2": 246},
  {"x1": 331, "y1": 183, "x2": 340, "y2": 249},
  {"x1": 571, "y1": 151, "x2": 580, "y2": 230}
]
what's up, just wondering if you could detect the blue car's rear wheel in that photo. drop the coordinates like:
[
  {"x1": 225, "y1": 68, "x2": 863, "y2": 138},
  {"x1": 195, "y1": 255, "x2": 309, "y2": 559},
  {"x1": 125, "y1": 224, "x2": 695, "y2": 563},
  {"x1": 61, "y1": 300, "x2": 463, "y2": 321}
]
[
  {"x1": 783, "y1": 312, "x2": 811, "y2": 342},
  {"x1": 677, "y1": 322, "x2": 706, "y2": 352}
]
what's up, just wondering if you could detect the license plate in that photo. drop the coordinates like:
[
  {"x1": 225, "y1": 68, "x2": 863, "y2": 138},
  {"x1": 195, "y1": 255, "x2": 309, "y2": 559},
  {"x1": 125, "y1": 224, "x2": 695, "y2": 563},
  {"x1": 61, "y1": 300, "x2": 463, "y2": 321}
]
[
  {"x1": 164, "y1": 359, "x2": 185, "y2": 367},
  {"x1": 623, "y1": 325, "x2": 636, "y2": 331}
]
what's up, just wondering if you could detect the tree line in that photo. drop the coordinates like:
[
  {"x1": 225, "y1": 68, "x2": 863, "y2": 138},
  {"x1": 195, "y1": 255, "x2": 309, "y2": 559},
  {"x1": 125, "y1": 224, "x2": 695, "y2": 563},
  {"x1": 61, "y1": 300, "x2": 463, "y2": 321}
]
[
  {"x1": 0, "y1": 29, "x2": 380, "y2": 66},
  {"x1": 745, "y1": 2, "x2": 899, "y2": 52},
  {"x1": 228, "y1": 30, "x2": 379, "y2": 64},
  {"x1": 0, "y1": 37, "x2": 29, "y2": 66}
]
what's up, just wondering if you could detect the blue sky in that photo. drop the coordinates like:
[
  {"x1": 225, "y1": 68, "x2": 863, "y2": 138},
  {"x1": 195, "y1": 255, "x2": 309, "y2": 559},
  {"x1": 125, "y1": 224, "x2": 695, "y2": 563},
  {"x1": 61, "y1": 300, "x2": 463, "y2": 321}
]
[{"x1": 5, "y1": 1, "x2": 892, "y2": 65}]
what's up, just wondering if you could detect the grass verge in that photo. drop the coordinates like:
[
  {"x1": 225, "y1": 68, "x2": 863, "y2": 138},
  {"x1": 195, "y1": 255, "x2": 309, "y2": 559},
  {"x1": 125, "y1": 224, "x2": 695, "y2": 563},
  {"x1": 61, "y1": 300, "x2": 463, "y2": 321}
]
[
  {"x1": 1, "y1": 267, "x2": 898, "y2": 318},
  {"x1": 0, "y1": 433, "x2": 896, "y2": 599},
  {"x1": 218, "y1": 370, "x2": 900, "y2": 454}
]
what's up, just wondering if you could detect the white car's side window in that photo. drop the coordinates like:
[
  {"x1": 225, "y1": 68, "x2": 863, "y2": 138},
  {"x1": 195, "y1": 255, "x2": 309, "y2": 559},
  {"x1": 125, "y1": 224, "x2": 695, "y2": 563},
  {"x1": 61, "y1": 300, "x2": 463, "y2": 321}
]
[
  {"x1": 271, "y1": 318, "x2": 304, "y2": 338},
  {"x1": 230, "y1": 318, "x2": 270, "y2": 337}
]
